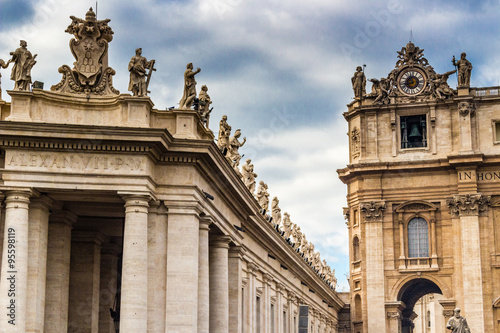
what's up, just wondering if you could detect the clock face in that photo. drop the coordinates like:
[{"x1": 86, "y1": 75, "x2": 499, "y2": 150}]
[{"x1": 398, "y1": 68, "x2": 426, "y2": 96}]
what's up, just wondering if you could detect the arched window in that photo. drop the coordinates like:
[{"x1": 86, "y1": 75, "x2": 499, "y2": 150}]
[
  {"x1": 353, "y1": 236, "x2": 360, "y2": 261},
  {"x1": 408, "y1": 217, "x2": 429, "y2": 258}
]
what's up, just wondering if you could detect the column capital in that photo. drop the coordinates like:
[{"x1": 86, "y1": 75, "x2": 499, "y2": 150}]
[
  {"x1": 148, "y1": 200, "x2": 168, "y2": 215},
  {"x1": 228, "y1": 245, "x2": 246, "y2": 259},
  {"x1": 199, "y1": 213, "x2": 213, "y2": 230},
  {"x1": 447, "y1": 193, "x2": 490, "y2": 217},
  {"x1": 210, "y1": 235, "x2": 232, "y2": 248},
  {"x1": 276, "y1": 282, "x2": 286, "y2": 293},
  {"x1": 50, "y1": 210, "x2": 78, "y2": 227},
  {"x1": 247, "y1": 261, "x2": 259, "y2": 275},
  {"x1": 263, "y1": 272, "x2": 274, "y2": 285},
  {"x1": 360, "y1": 201, "x2": 386, "y2": 222},
  {"x1": 4, "y1": 189, "x2": 34, "y2": 209},
  {"x1": 30, "y1": 195, "x2": 54, "y2": 211},
  {"x1": 122, "y1": 194, "x2": 150, "y2": 214}
]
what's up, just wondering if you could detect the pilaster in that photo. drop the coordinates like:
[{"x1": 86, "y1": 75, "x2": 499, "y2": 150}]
[
  {"x1": 44, "y1": 210, "x2": 77, "y2": 333},
  {"x1": 360, "y1": 201, "x2": 386, "y2": 332},
  {"x1": 147, "y1": 200, "x2": 168, "y2": 333},
  {"x1": 447, "y1": 193, "x2": 490, "y2": 332},
  {"x1": 165, "y1": 201, "x2": 202, "y2": 331},
  {"x1": 26, "y1": 195, "x2": 53, "y2": 333},
  {"x1": 198, "y1": 214, "x2": 212, "y2": 333}
]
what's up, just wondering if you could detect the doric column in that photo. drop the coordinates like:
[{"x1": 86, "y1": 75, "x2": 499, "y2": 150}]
[
  {"x1": 26, "y1": 195, "x2": 53, "y2": 333},
  {"x1": 198, "y1": 214, "x2": 212, "y2": 333},
  {"x1": 447, "y1": 193, "x2": 490, "y2": 332},
  {"x1": 209, "y1": 235, "x2": 232, "y2": 332},
  {"x1": 44, "y1": 210, "x2": 76, "y2": 333},
  {"x1": 98, "y1": 242, "x2": 121, "y2": 333},
  {"x1": 165, "y1": 202, "x2": 202, "y2": 331},
  {"x1": 119, "y1": 194, "x2": 150, "y2": 333},
  {"x1": 67, "y1": 231, "x2": 105, "y2": 332},
  {"x1": 385, "y1": 301, "x2": 404, "y2": 333},
  {"x1": 247, "y1": 262, "x2": 259, "y2": 333},
  {"x1": 0, "y1": 190, "x2": 33, "y2": 332},
  {"x1": 360, "y1": 201, "x2": 386, "y2": 332},
  {"x1": 229, "y1": 246, "x2": 246, "y2": 333},
  {"x1": 147, "y1": 200, "x2": 168, "y2": 333},
  {"x1": 262, "y1": 273, "x2": 274, "y2": 333}
]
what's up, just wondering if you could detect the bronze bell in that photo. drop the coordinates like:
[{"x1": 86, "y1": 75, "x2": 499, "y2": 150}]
[{"x1": 408, "y1": 124, "x2": 421, "y2": 138}]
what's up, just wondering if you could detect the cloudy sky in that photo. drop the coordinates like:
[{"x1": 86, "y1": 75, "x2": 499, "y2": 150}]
[{"x1": 1, "y1": 0, "x2": 499, "y2": 291}]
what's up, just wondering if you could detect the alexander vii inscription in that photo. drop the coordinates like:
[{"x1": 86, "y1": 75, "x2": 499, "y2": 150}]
[{"x1": 5, "y1": 151, "x2": 145, "y2": 173}]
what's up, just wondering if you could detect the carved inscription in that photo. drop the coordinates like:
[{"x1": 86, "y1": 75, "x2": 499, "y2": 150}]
[
  {"x1": 459, "y1": 171, "x2": 500, "y2": 182},
  {"x1": 5, "y1": 152, "x2": 145, "y2": 173}
]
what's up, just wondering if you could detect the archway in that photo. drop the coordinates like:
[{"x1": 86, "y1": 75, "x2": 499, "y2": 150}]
[{"x1": 397, "y1": 278, "x2": 443, "y2": 333}]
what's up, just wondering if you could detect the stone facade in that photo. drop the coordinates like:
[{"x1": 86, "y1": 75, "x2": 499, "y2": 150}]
[
  {"x1": 0, "y1": 10, "x2": 344, "y2": 333},
  {"x1": 339, "y1": 43, "x2": 500, "y2": 332}
]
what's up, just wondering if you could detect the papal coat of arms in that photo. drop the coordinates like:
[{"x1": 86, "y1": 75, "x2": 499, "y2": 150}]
[{"x1": 51, "y1": 8, "x2": 119, "y2": 95}]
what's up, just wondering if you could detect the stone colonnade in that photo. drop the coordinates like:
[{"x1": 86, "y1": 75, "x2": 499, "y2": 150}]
[{"x1": 0, "y1": 189, "x2": 246, "y2": 332}]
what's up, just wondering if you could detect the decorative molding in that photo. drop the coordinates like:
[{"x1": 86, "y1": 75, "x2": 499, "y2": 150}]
[
  {"x1": 360, "y1": 201, "x2": 386, "y2": 222},
  {"x1": 447, "y1": 194, "x2": 491, "y2": 217},
  {"x1": 350, "y1": 127, "x2": 360, "y2": 160},
  {"x1": 458, "y1": 101, "x2": 476, "y2": 117},
  {"x1": 442, "y1": 310, "x2": 454, "y2": 317}
]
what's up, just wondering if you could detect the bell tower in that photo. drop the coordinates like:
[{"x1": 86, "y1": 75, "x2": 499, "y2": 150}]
[{"x1": 339, "y1": 42, "x2": 500, "y2": 333}]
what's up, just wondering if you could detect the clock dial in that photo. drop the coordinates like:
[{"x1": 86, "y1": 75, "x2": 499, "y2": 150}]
[{"x1": 398, "y1": 68, "x2": 427, "y2": 96}]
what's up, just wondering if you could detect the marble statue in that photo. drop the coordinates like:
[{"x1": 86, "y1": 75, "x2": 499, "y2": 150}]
[
  {"x1": 256, "y1": 181, "x2": 270, "y2": 212},
  {"x1": 291, "y1": 224, "x2": 301, "y2": 247},
  {"x1": 198, "y1": 85, "x2": 212, "y2": 127},
  {"x1": 370, "y1": 77, "x2": 390, "y2": 104},
  {"x1": 303, "y1": 242, "x2": 314, "y2": 261},
  {"x1": 51, "y1": 8, "x2": 119, "y2": 95},
  {"x1": 242, "y1": 159, "x2": 258, "y2": 193},
  {"x1": 299, "y1": 233, "x2": 308, "y2": 252},
  {"x1": 429, "y1": 70, "x2": 456, "y2": 100},
  {"x1": 179, "y1": 63, "x2": 201, "y2": 109},
  {"x1": 282, "y1": 213, "x2": 293, "y2": 240},
  {"x1": 0, "y1": 58, "x2": 11, "y2": 98},
  {"x1": 226, "y1": 129, "x2": 246, "y2": 167},
  {"x1": 217, "y1": 115, "x2": 231, "y2": 152},
  {"x1": 128, "y1": 48, "x2": 155, "y2": 97},
  {"x1": 271, "y1": 197, "x2": 281, "y2": 225},
  {"x1": 9, "y1": 40, "x2": 37, "y2": 91},
  {"x1": 446, "y1": 308, "x2": 470, "y2": 333},
  {"x1": 351, "y1": 66, "x2": 366, "y2": 99},
  {"x1": 312, "y1": 251, "x2": 321, "y2": 269},
  {"x1": 321, "y1": 259, "x2": 330, "y2": 277},
  {"x1": 452, "y1": 53, "x2": 473, "y2": 88}
]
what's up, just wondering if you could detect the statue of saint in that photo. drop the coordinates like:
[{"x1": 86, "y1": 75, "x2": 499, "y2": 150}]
[
  {"x1": 128, "y1": 48, "x2": 155, "y2": 97},
  {"x1": 351, "y1": 66, "x2": 366, "y2": 100},
  {"x1": 226, "y1": 129, "x2": 246, "y2": 167},
  {"x1": 446, "y1": 308, "x2": 470, "y2": 333},
  {"x1": 291, "y1": 224, "x2": 302, "y2": 248},
  {"x1": 242, "y1": 159, "x2": 258, "y2": 194},
  {"x1": 9, "y1": 40, "x2": 37, "y2": 91},
  {"x1": 179, "y1": 62, "x2": 201, "y2": 109},
  {"x1": 217, "y1": 115, "x2": 231, "y2": 152},
  {"x1": 198, "y1": 85, "x2": 212, "y2": 127},
  {"x1": 256, "y1": 181, "x2": 270, "y2": 212},
  {"x1": 282, "y1": 212, "x2": 293, "y2": 239},
  {"x1": 271, "y1": 196, "x2": 281, "y2": 226},
  {"x1": 452, "y1": 53, "x2": 473, "y2": 88},
  {"x1": 0, "y1": 58, "x2": 12, "y2": 99}
]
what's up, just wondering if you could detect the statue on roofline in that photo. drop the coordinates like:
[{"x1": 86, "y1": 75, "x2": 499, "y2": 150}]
[
  {"x1": 128, "y1": 48, "x2": 155, "y2": 97},
  {"x1": 351, "y1": 66, "x2": 366, "y2": 100},
  {"x1": 226, "y1": 129, "x2": 246, "y2": 168},
  {"x1": 0, "y1": 58, "x2": 12, "y2": 99},
  {"x1": 8, "y1": 40, "x2": 37, "y2": 91},
  {"x1": 282, "y1": 212, "x2": 293, "y2": 240},
  {"x1": 179, "y1": 62, "x2": 201, "y2": 109},
  {"x1": 51, "y1": 7, "x2": 119, "y2": 95},
  {"x1": 256, "y1": 181, "x2": 270, "y2": 212},
  {"x1": 242, "y1": 159, "x2": 258, "y2": 194},
  {"x1": 271, "y1": 196, "x2": 281, "y2": 226},
  {"x1": 452, "y1": 52, "x2": 472, "y2": 88},
  {"x1": 217, "y1": 115, "x2": 231, "y2": 153},
  {"x1": 198, "y1": 85, "x2": 212, "y2": 127}
]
